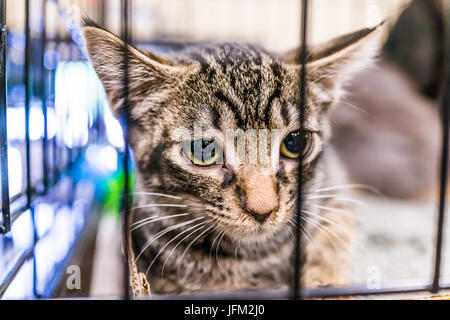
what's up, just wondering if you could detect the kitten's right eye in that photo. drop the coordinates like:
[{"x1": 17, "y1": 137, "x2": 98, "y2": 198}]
[{"x1": 183, "y1": 140, "x2": 223, "y2": 166}]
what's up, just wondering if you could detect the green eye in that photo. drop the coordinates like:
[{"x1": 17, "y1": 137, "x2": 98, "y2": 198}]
[
  {"x1": 280, "y1": 131, "x2": 313, "y2": 159},
  {"x1": 183, "y1": 140, "x2": 223, "y2": 166}
]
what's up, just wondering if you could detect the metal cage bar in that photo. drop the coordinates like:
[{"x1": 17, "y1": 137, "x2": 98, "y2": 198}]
[
  {"x1": 152, "y1": 278, "x2": 450, "y2": 300},
  {"x1": 0, "y1": 0, "x2": 9, "y2": 235},
  {"x1": 121, "y1": 0, "x2": 132, "y2": 301},
  {"x1": 41, "y1": 0, "x2": 49, "y2": 193},
  {"x1": 431, "y1": 0, "x2": 450, "y2": 294},
  {"x1": 24, "y1": 0, "x2": 32, "y2": 208},
  {"x1": 291, "y1": 0, "x2": 309, "y2": 300}
]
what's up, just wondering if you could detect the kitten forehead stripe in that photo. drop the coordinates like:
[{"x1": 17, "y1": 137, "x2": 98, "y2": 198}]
[{"x1": 214, "y1": 91, "x2": 245, "y2": 128}]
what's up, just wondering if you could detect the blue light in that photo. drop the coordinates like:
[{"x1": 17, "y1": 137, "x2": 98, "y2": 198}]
[
  {"x1": 2, "y1": 259, "x2": 34, "y2": 299},
  {"x1": 10, "y1": 84, "x2": 25, "y2": 104},
  {"x1": 86, "y1": 144, "x2": 119, "y2": 174},
  {"x1": 43, "y1": 50, "x2": 60, "y2": 70},
  {"x1": 8, "y1": 146, "x2": 22, "y2": 197},
  {"x1": 105, "y1": 110, "x2": 124, "y2": 150},
  {"x1": 7, "y1": 105, "x2": 52, "y2": 141},
  {"x1": 10, "y1": 33, "x2": 25, "y2": 51},
  {"x1": 35, "y1": 203, "x2": 56, "y2": 238},
  {"x1": 10, "y1": 210, "x2": 34, "y2": 251}
]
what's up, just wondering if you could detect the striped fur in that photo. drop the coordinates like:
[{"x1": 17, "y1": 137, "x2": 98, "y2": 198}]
[{"x1": 83, "y1": 23, "x2": 383, "y2": 293}]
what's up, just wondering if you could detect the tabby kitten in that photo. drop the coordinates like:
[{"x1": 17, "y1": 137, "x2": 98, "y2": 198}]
[{"x1": 82, "y1": 22, "x2": 382, "y2": 294}]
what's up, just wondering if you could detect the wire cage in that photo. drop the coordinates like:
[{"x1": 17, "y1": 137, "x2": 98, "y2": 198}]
[{"x1": 0, "y1": 0, "x2": 449, "y2": 299}]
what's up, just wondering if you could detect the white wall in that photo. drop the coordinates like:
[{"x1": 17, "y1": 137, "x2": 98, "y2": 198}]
[
  {"x1": 6, "y1": 0, "x2": 412, "y2": 52},
  {"x1": 126, "y1": 0, "x2": 412, "y2": 51}
]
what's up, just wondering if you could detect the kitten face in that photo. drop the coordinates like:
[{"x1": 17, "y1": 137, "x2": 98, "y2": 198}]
[
  {"x1": 83, "y1": 23, "x2": 382, "y2": 254},
  {"x1": 148, "y1": 44, "x2": 324, "y2": 245}
]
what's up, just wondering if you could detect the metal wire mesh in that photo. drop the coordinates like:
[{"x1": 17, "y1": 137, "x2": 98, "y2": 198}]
[{"x1": 0, "y1": 0, "x2": 448, "y2": 300}]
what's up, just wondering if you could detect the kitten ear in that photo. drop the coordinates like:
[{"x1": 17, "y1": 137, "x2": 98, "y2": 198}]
[
  {"x1": 284, "y1": 23, "x2": 385, "y2": 111},
  {"x1": 82, "y1": 25, "x2": 187, "y2": 118},
  {"x1": 307, "y1": 23, "x2": 384, "y2": 80}
]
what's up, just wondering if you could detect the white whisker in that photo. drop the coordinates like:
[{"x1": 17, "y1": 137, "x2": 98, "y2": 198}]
[
  {"x1": 130, "y1": 213, "x2": 189, "y2": 231},
  {"x1": 307, "y1": 195, "x2": 367, "y2": 207},
  {"x1": 303, "y1": 210, "x2": 363, "y2": 249},
  {"x1": 131, "y1": 192, "x2": 182, "y2": 200},
  {"x1": 177, "y1": 224, "x2": 215, "y2": 274},
  {"x1": 307, "y1": 204, "x2": 364, "y2": 223},
  {"x1": 215, "y1": 230, "x2": 227, "y2": 267},
  {"x1": 309, "y1": 70, "x2": 340, "y2": 86},
  {"x1": 288, "y1": 218, "x2": 314, "y2": 247},
  {"x1": 339, "y1": 100, "x2": 370, "y2": 115},
  {"x1": 303, "y1": 216, "x2": 341, "y2": 250},
  {"x1": 234, "y1": 238, "x2": 242, "y2": 260},
  {"x1": 131, "y1": 203, "x2": 187, "y2": 211},
  {"x1": 161, "y1": 223, "x2": 210, "y2": 277},
  {"x1": 135, "y1": 217, "x2": 204, "y2": 263},
  {"x1": 307, "y1": 204, "x2": 356, "y2": 217},
  {"x1": 301, "y1": 226, "x2": 314, "y2": 247},
  {"x1": 314, "y1": 184, "x2": 382, "y2": 195},
  {"x1": 209, "y1": 229, "x2": 225, "y2": 262},
  {"x1": 302, "y1": 209, "x2": 351, "y2": 235},
  {"x1": 146, "y1": 220, "x2": 210, "y2": 275}
]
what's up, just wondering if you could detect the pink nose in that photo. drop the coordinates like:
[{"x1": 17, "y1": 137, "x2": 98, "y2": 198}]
[{"x1": 238, "y1": 167, "x2": 279, "y2": 222}]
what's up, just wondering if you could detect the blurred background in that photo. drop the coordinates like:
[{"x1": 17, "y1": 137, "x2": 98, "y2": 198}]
[{"x1": 0, "y1": 0, "x2": 449, "y2": 299}]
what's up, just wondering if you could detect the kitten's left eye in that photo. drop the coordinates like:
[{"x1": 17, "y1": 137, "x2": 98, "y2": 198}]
[
  {"x1": 280, "y1": 131, "x2": 313, "y2": 159},
  {"x1": 183, "y1": 140, "x2": 223, "y2": 166}
]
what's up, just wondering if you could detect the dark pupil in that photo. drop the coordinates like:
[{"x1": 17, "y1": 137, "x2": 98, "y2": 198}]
[
  {"x1": 285, "y1": 131, "x2": 305, "y2": 154},
  {"x1": 192, "y1": 140, "x2": 215, "y2": 160}
]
